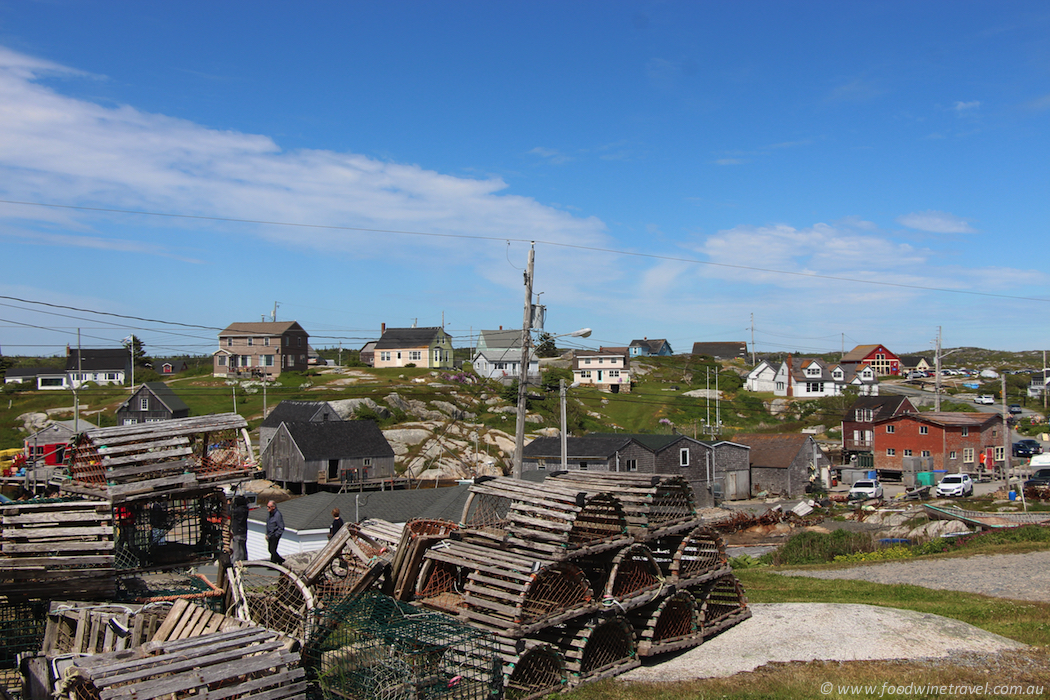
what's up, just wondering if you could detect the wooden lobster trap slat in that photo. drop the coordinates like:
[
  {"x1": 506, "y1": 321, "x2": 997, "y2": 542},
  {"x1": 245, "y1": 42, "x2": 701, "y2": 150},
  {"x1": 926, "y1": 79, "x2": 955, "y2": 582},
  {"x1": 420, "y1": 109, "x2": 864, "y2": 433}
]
[
  {"x1": 545, "y1": 472, "x2": 698, "y2": 541},
  {"x1": 416, "y1": 540, "x2": 597, "y2": 637},
  {"x1": 627, "y1": 590, "x2": 702, "y2": 657},
  {"x1": 691, "y1": 572, "x2": 752, "y2": 639},
  {"x1": 582, "y1": 543, "x2": 666, "y2": 613},
  {"x1": 499, "y1": 640, "x2": 567, "y2": 700}
]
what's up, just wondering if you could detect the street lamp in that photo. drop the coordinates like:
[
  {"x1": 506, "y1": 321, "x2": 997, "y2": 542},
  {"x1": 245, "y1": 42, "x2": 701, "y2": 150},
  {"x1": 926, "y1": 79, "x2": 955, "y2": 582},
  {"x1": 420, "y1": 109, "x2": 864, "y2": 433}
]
[
  {"x1": 560, "y1": 379, "x2": 581, "y2": 471},
  {"x1": 513, "y1": 327, "x2": 592, "y2": 479}
]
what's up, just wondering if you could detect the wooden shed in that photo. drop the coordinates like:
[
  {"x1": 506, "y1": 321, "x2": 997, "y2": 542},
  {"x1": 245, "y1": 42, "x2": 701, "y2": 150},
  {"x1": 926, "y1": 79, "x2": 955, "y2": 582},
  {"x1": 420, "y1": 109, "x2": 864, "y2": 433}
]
[{"x1": 260, "y1": 420, "x2": 395, "y2": 491}]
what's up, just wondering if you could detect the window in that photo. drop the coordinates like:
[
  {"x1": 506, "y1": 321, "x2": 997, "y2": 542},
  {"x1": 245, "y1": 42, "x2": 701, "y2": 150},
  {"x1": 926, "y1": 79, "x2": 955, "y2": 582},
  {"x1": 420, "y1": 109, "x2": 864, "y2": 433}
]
[
  {"x1": 994, "y1": 446, "x2": 1005, "y2": 461},
  {"x1": 264, "y1": 337, "x2": 270, "y2": 347},
  {"x1": 609, "y1": 370, "x2": 620, "y2": 378},
  {"x1": 263, "y1": 355, "x2": 274, "y2": 367},
  {"x1": 380, "y1": 352, "x2": 391, "y2": 362},
  {"x1": 625, "y1": 459, "x2": 637, "y2": 472},
  {"x1": 217, "y1": 356, "x2": 227, "y2": 366},
  {"x1": 434, "y1": 349, "x2": 442, "y2": 363},
  {"x1": 919, "y1": 426, "x2": 928, "y2": 435},
  {"x1": 584, "y1": 359, "x2": 591, "y2": 364},
  {"x1": 140, "y1": 397, "x2": 149, "y2": 411},
  {"x1": 298, "y1": 337, "x2": 303, "y2": 347},
  {"x1": 903, "y1": 449, "x2": 913, "y2": 456},
  {"x1": 886, "y1": 425, "x2": 895, "y2": 433},
  {"x1": 856, "y1": 409, "x2": 873, "y2": 422},
  {"x1": 105, "y1": 373, "x2": 118, "y2": 381},
  {"x1": 598, "y1": 358, "x2": 604, "y2": 364},
  {"x1": 123, "y1": 419, "x2": 137, "y2": 425},
  {"x1": 580, "y1": 370, "x2": 592, "y2": 378},
  {"x1": 284, "y1": 336, "x2": 289, "y2": 346},
  {"x1": 409, "y1": 351, "x2": 422, "y2": 361},
  {"x1": 921, "y1": 450, "x2": 931, "y2": 457},
  {"x1": 247, "y1": 337, "x2": 253, "y2": 346},
  {"x1": 363, "y1": 458, "x2": 372, "y2": 467},
  {"x1": 679, "y1": 448, "x2": 689, "y2": 467},
  {"x1": 228, "y1": 338, "x2": 234, "y2": 347},
  {"x1": 578, "y1": 462, "x2": 588, "y2": 471},
  {"x1": 887, "y1": 448, "x2": 895, "y2": 456},
  {"x1": 806, "y1": 382, "x2": 823, "y2": 393},
  {"x1": 961, "y1": 427, "x2": 969, "y2": 437},
  {"x1": 950, "y1": 451, "x2": 957, "y2": 460},
  {"x1": 963, "y1": 448, "x2": 974, "y2": 463}
]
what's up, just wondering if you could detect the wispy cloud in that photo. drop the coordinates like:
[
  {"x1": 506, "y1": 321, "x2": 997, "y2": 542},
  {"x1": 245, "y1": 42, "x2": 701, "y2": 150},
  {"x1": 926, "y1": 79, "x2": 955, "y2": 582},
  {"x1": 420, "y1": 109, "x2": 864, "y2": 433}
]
[
  {"x1": 826, "y1": 77, "x2": 884, "y2": 103},
  {"x1": 713, "y1": 158, "x2": 748, "y2": 166},
  {"x1": 896, "y1": 210, "x2": 977, "y2": 234},
  {"x1": 953, "y1": 100, "x2": 981, "y2": 112},
  {"x1": 528, "y1": 146, "x2": 573, "y2": 164}
]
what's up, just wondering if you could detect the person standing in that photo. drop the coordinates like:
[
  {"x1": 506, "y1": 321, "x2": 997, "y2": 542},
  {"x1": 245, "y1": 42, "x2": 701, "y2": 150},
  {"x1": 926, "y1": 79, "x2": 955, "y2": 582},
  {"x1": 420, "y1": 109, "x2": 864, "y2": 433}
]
[
  {"x1": 230, "y1": 495, "x2": 249, "y2": 562},
  {"x1": 328, "y1": 508, "x2": 345, "y2": 540},
  {"x1": 265, "y1": 500, "x2": 285, "y2": 565}
]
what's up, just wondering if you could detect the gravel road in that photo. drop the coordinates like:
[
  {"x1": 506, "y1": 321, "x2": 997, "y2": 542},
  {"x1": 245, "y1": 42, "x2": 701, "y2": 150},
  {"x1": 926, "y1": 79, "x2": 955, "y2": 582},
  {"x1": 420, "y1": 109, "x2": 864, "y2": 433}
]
[{"x1": 776, "y1": 550, "x2": 1050, "y2": 602}]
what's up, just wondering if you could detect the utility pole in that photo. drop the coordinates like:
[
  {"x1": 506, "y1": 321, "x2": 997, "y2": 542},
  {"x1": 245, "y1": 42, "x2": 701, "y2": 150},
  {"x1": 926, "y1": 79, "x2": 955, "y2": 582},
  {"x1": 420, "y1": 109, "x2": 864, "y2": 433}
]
[
  {"x1": 271, "y1": 302, "x2": 279, "y2": 323},
  {"x1": 750, "y1": 313, "x2": 756, "y2": 366},
  {"x1": 560, "y1": 379, "x2": 568, "y2": 471},
  {"x1": 934, "y1": 327, "x2": 942, "y2": 412},
  {"x1": 1001, "y1": 374, "x2": 1010, "y2": 485},
  {"x1": 512, "y1": 243, "x2": 536, "y2": 479}
]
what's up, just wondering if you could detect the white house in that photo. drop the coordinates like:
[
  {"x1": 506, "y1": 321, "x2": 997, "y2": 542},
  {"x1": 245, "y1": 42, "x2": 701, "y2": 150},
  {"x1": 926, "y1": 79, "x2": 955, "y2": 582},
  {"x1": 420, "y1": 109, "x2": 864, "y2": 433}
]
[
  {"x1": 572, "y1": 350, "x2": 632, "y2": 393},
  {"x1": 745, "y1": 360, "x2": 778, "y2": 393},
  {"x1": 762, "y1": 356, "x2": 879, "y2": 398}
]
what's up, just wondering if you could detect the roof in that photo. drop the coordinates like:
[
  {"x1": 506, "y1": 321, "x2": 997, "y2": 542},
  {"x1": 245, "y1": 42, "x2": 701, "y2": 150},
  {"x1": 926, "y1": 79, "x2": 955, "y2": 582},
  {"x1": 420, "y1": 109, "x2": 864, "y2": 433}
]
[
  {"x1": 732, "y1": 433, "x2": 813, "y2": 469},
  {"x1": 898, "y1": 355, "x2": 930, "y2": 367},
  {"x1": 218, "y1": 321, "x2": 306, "y2": 336},
  {"x1": 478, "y1": 329, "x2": 522, "y2": 349},
  {"x1": 261, "y1": 401, "x2": 341, "y2": 428},
  {"x1": 472, "y1": 347, "x2": 537, "y2": 363},
  {"x1": 846, "y1": 395, "x2": 914, "y2": 417},
  {"x1": 279, "y1": 421, "x2": 395, "y2": 460},
  {"x1": 841, "y1": 344, "x2": 896, "y2": 363},
  {"x1": 3, "y1": 367, "x2": 55, "y2": 378},
  {"x1": 375, "y1": 327, "x2": 448, "y2": 350},
  {"x1": 119, "y1": 382, "x2": 189, "y2": 414},
  {"x1": 26, "y1": 418, "x2": 98, "y2": 439},
  {"x1": 690, "y1": 342, "x2": 747, "y2": 359},
  {"x1": 629, "y1": 339, "x2": 671, "y2": 354},
  {"x1": 875, "y1": 412, "x2": 1001, "y2": 429},
  {"x1": 65, "y1": 348, "x2": 129, "y2": 372},
  {"x1": 523, "y1": 435, "x2": 633, "y2": 459},
  {"x1": 589, "y1": 432, "x2": 691, "y2": 452},
  {"x1": 251, "y1": 485, "x2": 472, "y2": 530}
]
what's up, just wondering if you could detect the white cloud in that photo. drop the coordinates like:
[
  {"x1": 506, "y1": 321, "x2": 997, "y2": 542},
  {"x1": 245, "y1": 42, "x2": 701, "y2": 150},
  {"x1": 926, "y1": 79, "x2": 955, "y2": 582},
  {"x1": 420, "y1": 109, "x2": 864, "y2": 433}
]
[
  {"x1": 896, "y1": 210, "x2": 977, "y2": 234},
  {"x1": 528, "y1": 146, "x2": 573, "y2": 164},
  {"x1": 714, "y1": 158, "x2": 748, "y2": 166},
  {"x1": 953, "y1": 100, "x2": 981, "y2": 112}
]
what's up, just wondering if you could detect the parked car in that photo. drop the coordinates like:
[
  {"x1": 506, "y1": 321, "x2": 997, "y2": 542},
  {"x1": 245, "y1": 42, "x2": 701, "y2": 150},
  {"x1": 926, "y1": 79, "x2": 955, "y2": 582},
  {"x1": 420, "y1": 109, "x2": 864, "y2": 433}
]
[
  {"x1": 935, "y1": 473, "x2": 974, "y2": 497},
  {"x1": 1013, "y1": 439, "x2": 1043, "y2": 458},
  {"x1": 974, "y1": 395, "x2": 995, "y2": 405},
  {"x1": 1024, "y1": 468, "x2": 1050, "y2": 489},
  {"x1": 848, "y1": 479, "x2": 883, "y2": 500},
  {"x1": 1008, "y1": 404, "x2": 1022, "y2": 415}
]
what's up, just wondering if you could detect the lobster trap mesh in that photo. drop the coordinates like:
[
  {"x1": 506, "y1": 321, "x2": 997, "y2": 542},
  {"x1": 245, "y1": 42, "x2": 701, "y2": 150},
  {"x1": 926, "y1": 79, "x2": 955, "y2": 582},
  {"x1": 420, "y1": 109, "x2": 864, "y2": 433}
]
[
  {"x1": 416, "y1": 560, "x2": 467, "y2": 613},
  {"x1": 305, "y1": 591, "x2": 500, "y2": 700},
  {"x1": 607, "y1": 545, "x2": 662, "y2": 600},
  {"x1": 112, "y1": 493, "x2": 226, "y2": 570},
  {"x1": 193, "y1": 429, "x2": 248, "y2": 477},
  {"x1": 520, "y1": 565, "x2": 592, "y2": 624},
  {"x1": 0, "y1": 600, "x2": 48, "y2": 667},
  {"x1": 578, "y1": 618, "x2": 635, "y2": 677},
  {"x1": 650, "y1": 591, "x2": 697, "y2": 642},
  {"x1": 462, "y1": 493, "x2": 511, "y2": 534},
  {"x1": 696, "y1": 574, "x2": 748, "y2": 628},
  {"x1": 230, "y1": 563, "x2": 312, "y2": 642},
  {"x1": 565, "y1": 494, "x2": 626, "y2": 546}
]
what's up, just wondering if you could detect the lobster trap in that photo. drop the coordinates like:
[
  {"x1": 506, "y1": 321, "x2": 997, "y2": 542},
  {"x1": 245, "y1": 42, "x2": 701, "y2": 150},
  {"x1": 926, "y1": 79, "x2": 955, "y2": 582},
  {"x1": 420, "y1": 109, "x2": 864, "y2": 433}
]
[
  {"x1": 304, "y1": 591, "x2": 501, "y2": 700},
  {"x1": 228, "y1": 562, "x2": 315, "y2": 644},
  {"x1": 111, "y1": 492, "x2": 226, "y2": 570}
]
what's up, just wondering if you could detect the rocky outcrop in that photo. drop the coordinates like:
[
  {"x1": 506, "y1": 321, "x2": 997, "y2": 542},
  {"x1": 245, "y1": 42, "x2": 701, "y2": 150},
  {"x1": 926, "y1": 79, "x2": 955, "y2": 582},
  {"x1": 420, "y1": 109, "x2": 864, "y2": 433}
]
[{"x1": 327, "y1": 398, "x2": 390, "y2": 420}]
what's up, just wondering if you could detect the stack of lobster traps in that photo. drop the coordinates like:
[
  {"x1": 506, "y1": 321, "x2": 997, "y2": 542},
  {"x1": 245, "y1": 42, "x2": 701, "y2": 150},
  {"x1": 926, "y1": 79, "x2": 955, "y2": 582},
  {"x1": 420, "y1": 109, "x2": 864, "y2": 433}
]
[{"x1": 401, "y1": 473, "x2": 752, "y2": 699}]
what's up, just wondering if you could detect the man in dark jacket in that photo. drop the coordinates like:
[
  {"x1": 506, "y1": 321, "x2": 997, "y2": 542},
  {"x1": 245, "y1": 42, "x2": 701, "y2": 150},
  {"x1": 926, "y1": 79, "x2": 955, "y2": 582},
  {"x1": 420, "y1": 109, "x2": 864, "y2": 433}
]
[
  {"x1": 329, "y1": 508, "x2": 345, "y2": 540},
  {"x1": 265, "y1": 500, "x2": 285, "y2": 565},
  {"x1": 230, "y1": 496, "x2": 249, "y2": 562}
]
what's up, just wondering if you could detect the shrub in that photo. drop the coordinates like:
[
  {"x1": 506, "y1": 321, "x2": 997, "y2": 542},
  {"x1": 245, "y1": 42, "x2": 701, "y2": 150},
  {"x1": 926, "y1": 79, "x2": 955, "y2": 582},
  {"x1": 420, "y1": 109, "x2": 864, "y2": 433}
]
[{"x1": 771, "y1": 529, "x2": 878, "y2": 566}]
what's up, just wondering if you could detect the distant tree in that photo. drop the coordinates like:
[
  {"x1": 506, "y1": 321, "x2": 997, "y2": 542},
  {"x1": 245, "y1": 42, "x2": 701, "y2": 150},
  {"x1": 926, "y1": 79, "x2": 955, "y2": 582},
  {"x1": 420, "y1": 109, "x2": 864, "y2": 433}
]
[
  {"x1": 123, "y1": 335, "x2": 150, "y2": 367},
  {"x1": 535, "y1": 332, "x2": 559, "y2": 358}
]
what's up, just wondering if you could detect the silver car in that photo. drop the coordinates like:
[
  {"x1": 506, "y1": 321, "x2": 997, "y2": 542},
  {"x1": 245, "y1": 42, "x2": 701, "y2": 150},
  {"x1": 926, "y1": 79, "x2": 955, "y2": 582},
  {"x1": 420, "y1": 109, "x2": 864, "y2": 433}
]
[
  {"x1": 848, "y1": 479, "x2": 884, "y2": 500},
  {"x1": 936, "y1": 473, "x2": 974, "y2": 497}
]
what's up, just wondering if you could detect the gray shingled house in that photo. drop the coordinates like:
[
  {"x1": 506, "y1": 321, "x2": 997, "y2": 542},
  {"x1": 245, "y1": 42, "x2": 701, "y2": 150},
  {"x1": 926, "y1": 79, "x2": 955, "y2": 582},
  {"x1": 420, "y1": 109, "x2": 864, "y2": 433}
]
[
  {"x1": 260, "y1": 420, "x2": 396, "y2": 493},
  {"x1": 733, "y1": 433, "x2": 831, "y2": 498},
  {"x1": 258, "y1": 400, "x2": 342, "y2": 453},
  {"x1": 115, "y1": 382, "x2": 190, "y2": 424}
]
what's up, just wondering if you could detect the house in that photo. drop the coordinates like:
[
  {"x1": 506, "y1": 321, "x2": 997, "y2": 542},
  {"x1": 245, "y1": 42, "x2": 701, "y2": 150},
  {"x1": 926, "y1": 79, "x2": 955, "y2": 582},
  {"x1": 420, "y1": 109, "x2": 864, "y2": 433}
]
[
  {"x1": 1028, "y1": 370, "x2": 1049, "y2": 399},
  {"x1": 840, "y1": 344, "x2": 901, "y2": 376},
  {"x1": 258, "y1": 400, "x2": 343, "y2": 454},
  {"x1": 769, "y1": 356, "x2": 879, "y2": 398},
  {"x1": 691, "y1": 342, "x2": 748, "y2": 361},
  {"x1": 841, "y1": 395, "x2": 917, "y2": 457},
  {"x1": 873, "y1": 412, "x2": 1006, "y2": 476},
  {"x1": 899, "y1": 356, "x2": 932, "y2": 374},
  {"x1": 373, "y1": 325, "x2": 454, "y2": 369},
  {"x1": 115, "y1": 382, "x2": 190, "y2": 424},
  {"x1": 359, "y1": 341, "x2": 377, "y2": 367},
  {"x1": 156, "y1": 359, "x2": 188, "y2": 375},
  {"x1": 3, "y1": 367, "x2": 61, "y2": 388},
  {"x1": 213, "y1": 321, "x2": 310, "y2": 379},
  {"x1": 471, "y1": 329, "x2": 539, "y2": 382},
  {"x1": 25, "y1": 418, "x2": 98, "y2": 466},
  {"x1": 520, "y1": 432, "x2": 750, "y2": 506},
  {"x1": 66, "y1": 348, "x2": 131, "y2": 388},
  {"x1": 572, "y1": 350, "x2": 631, "y2": 393},
  {"x1": 628, "y1": 338, "x2": 674, "y2": 357},
  {"x1": 744, "y1": 360, "x2": 778, "y2": 393},
  {"x1": 733, "y1": 433, "x2": 831, "y2": 498},
  {"x1": 260, "y1": 420, "x2": 396, "y2": 492}
]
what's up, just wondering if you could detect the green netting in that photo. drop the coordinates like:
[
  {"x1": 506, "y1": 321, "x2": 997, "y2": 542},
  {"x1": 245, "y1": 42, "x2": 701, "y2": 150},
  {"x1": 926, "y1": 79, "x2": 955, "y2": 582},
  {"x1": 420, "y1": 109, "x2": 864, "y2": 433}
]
[
  {"x1": 304, "y1": 592, "x2": 501, "y2": 700},
  {"x1": 113, "y1": 493, "x2": 225, "y2": 570},
  {"x1": 0, "y1": 600, "x2": 48, "y2": 667}
]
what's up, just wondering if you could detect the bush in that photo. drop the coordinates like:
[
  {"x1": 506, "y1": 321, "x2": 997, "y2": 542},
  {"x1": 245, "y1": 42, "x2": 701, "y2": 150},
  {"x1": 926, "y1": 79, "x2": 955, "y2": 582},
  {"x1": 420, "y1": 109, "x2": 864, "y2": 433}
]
[{"x1": 771, "y1": 529, "x2": 878, "y2": 566}]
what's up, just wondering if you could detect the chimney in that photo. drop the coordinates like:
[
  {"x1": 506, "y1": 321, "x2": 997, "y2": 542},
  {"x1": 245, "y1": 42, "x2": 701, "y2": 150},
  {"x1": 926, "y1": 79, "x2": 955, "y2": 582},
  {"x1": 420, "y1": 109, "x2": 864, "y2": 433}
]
[
  {"x1": 499, "y1": 325, "x2": 503, "y2": 330},
  {"x1": 786, "y1": 353, "x2": 793, "y2": 398},
  {"x1": 381, "y1": 323, "x2": 386, "y2": 335}
]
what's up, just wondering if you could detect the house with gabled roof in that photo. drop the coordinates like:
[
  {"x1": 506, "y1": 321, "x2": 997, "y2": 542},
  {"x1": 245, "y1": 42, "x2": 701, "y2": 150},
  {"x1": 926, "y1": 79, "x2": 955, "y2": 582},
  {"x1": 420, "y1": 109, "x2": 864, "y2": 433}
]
[
  {"x1": 874, "y1": 411, "x2": 1006, "y2": 476},
  {"x1": 25, "y1": 418, "x2": 98, "y2": 466},
  {"x1": 374, "y1": 326, "x2": 454, "y2": 369},
  {"x1": 66, "y1": 348, "x2": 131, "y2": 388},
  {"x1": 733, "y1": 433, "x2": 831, "y2": 498},
  {"x1": 258, "y1": 400, "x2": 343, "y2": 453},
  {"x1": 628, "y1": 338, "x2": 674, "y2": 357},
  {"x1": 572, "y1": 350, "x2": 631, "y2": 393},
  {"x1": 213, "y1": 321, "x2": 309, "y2": 379},
  {"x1": 745, "y1": 360, "x2": 778, "y2": 393},
  {"x1": 520, "y1": 432, "x2": 751, "y2": 506},
  {"x1": 260, "y1": 420, "x2": 396, "y2": 492},
  {"x1": 115, "y1": 382, "x2": 190, "y2": 425},
  {"x1": 841, "y1": 395, "x2": 917, "y2": 457},
  {"x1": 840, "y1": 344, "x2": 901, "y2": 376},
  {"x1": 691, "y1": 342, "x2": 748, "y2": 361},
  {"x1": 899, "y1": 356, "x2": 932, "y2": 374},
  {"x1": 769, "y1": 356, "x2": 879, "y2": 398},
  {"x1": 470, "y1": 328, "x2": 538, "y2": 382}
]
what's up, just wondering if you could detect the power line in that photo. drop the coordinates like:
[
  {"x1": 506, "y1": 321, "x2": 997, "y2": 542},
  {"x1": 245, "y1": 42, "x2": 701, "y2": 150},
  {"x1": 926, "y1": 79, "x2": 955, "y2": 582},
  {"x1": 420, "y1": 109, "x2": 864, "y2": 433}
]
[
  {"x1": 0, "y1": 294, "x2": 221, "y2": 331},
  {"x1": 3, "y1": 199, "x2": 1049, "y2": 304}
]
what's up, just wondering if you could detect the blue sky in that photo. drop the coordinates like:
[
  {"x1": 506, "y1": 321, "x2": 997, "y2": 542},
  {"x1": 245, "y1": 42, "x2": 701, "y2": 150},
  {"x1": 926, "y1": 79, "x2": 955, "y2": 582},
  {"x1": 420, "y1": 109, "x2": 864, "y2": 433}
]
[{"x1": 1, "y1": 1, "x2": 1048, "y2": 359}]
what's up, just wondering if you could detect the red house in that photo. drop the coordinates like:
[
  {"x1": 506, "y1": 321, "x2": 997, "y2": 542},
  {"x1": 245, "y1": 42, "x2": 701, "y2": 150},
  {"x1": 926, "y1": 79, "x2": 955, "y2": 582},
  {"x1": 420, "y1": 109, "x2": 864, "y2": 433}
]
[
  {"x1": 873, "y1": 412, "x2": 1005, "y2": 476},
  {"x1": 840, "y1": 345, "x2": 901, "y2": 376}
]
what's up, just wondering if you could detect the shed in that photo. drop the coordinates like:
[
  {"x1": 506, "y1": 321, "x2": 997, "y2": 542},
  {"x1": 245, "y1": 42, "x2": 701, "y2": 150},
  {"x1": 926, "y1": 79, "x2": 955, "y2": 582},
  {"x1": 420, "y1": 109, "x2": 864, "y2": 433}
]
[
  {"x1": 115, "y1": 382, "x2": 190, "y2": 424},
  {"x1": 258, "y1": 400, "x2": 342, "y2": 453},
  {"x1": 260, "y1": 420, "x2": 395, "y2": 490}
]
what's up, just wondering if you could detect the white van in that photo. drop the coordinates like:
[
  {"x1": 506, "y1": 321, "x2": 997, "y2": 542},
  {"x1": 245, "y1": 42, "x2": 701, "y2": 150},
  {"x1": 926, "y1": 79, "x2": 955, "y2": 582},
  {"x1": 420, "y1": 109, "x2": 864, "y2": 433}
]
[{"x1": 1029, "y1": 454, "x2": 1050, "y2": 468}]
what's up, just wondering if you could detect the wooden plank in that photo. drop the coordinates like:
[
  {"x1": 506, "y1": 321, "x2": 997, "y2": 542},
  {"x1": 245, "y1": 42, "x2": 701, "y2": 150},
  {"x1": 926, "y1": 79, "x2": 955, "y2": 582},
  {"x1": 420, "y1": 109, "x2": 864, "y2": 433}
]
[
  {"x1": 2, "y1": 540, "x2": 114, "y2": 554},
  {"x1": 0, "y1": 554, "x2": 113, "y2": 567},
  {"x1": 2, "y1": 510, "x2": 112, "y2": 525},
  {"x1": 151, "y1": 599, "x2": 189, "y2": 642},
  {"x1": 2, "y1": 524, "x2": 114, "y2": 539},
  {"x1": 97, "y1": 436, "x2": 190, "y2": 457},
  {"x1": 103, "y1": 456, "x2": 193, "y2": 477},
  {"x1": 107, "y1": 473, "x2": 196, "y2": 496}
]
